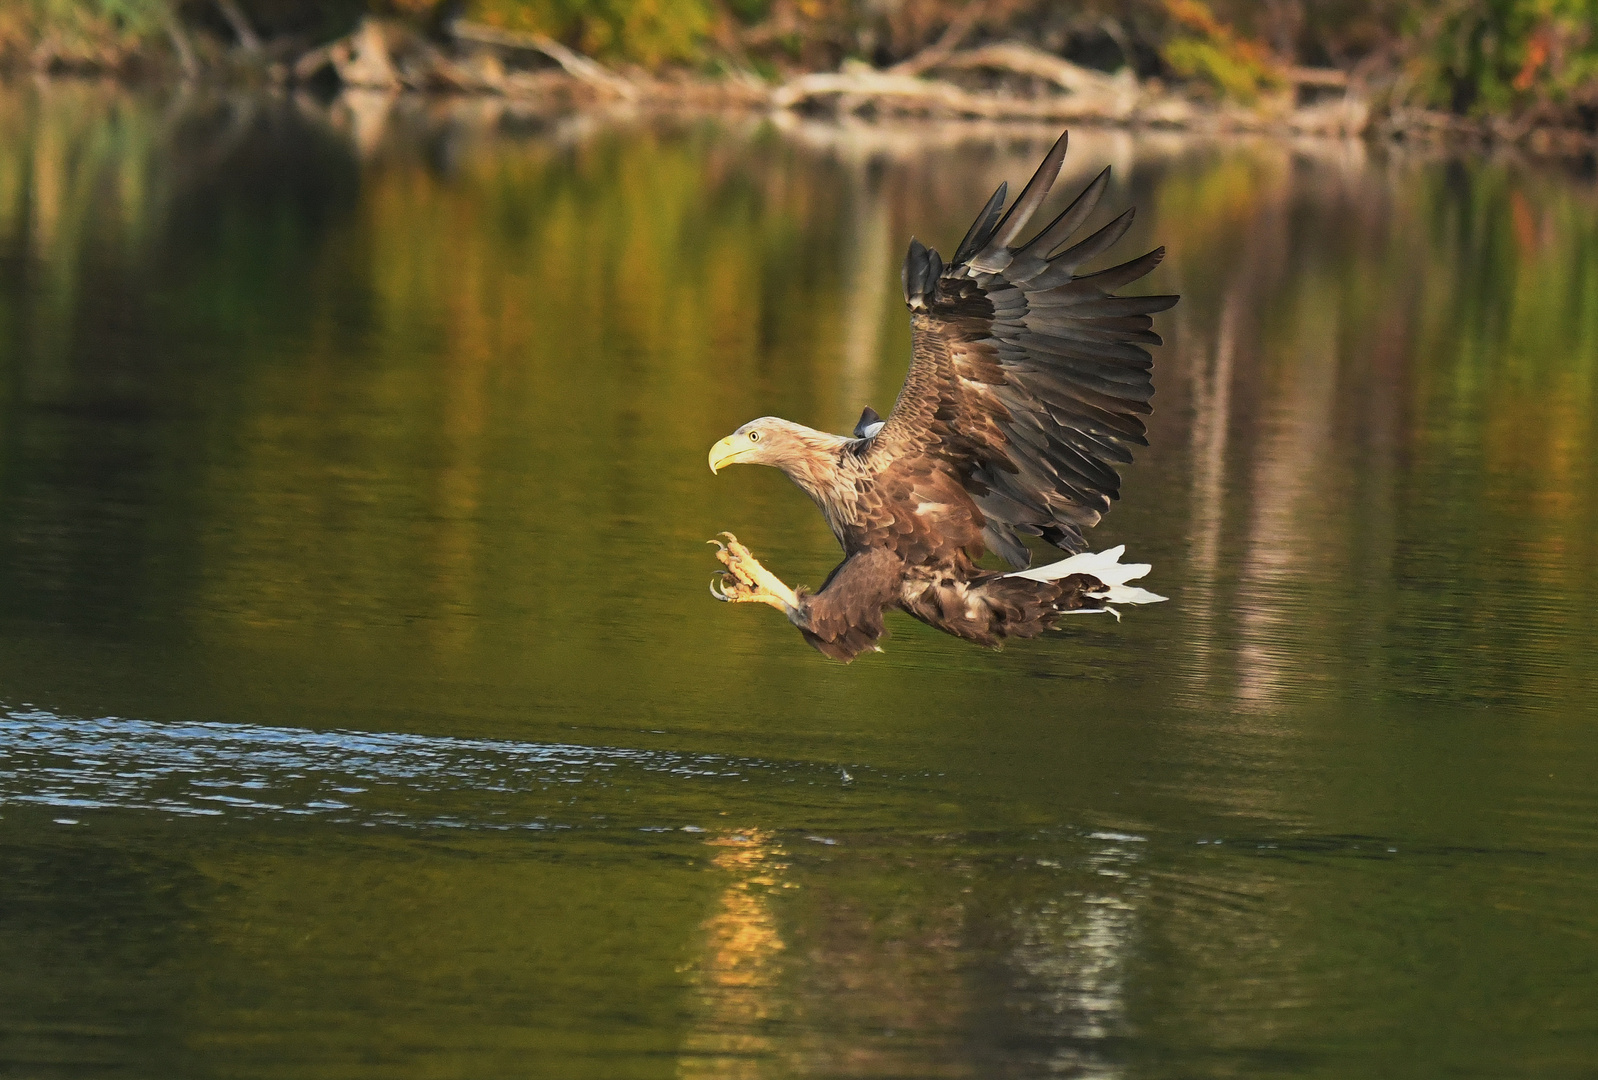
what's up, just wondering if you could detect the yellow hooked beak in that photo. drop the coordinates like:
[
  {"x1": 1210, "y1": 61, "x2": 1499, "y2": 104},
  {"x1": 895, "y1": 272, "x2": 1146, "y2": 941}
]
[{"x1": 708, "y1": 436, "x2": 744, "y2": 474}]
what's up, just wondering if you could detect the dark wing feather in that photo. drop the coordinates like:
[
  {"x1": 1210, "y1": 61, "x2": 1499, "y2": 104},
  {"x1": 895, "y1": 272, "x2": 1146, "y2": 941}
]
[{"x1": 873, "y1": 132, "x2": 1178, "y2": 565}]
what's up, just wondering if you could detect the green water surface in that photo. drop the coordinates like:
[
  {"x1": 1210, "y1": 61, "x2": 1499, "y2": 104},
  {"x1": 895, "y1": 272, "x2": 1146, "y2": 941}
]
[{"x1": 1, "y1": 85, "x2": 1596, "y2": 1079}]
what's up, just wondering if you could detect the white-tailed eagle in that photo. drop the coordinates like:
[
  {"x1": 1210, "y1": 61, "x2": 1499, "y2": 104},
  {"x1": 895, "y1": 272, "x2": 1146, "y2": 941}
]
[{"x1": 707, "y1": 132, "x2": 1176, "y2": 662}]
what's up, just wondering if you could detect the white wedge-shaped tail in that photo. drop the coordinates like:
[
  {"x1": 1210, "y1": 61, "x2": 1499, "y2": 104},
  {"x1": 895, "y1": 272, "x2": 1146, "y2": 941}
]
[{"x1": 1006, "y1": 545, "x2": 1167, "y2": 615}]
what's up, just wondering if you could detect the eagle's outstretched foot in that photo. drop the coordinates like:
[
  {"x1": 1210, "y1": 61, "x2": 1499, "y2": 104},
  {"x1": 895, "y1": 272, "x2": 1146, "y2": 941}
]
[{"x1": 708, "y1": 532, "x2": 801, "y2": 616}]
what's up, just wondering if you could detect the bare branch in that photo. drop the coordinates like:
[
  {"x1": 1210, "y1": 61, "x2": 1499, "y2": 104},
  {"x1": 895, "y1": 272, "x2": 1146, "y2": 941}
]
[
  {"x1": 161, "y1": 1, "x2": 199, "y2": 80},
  {"x1": 215, "y1": 0, "x2": 262, "y2": 53},
  {"x1": 890, "y1": 0, "x2": 993, "y2": 76}
]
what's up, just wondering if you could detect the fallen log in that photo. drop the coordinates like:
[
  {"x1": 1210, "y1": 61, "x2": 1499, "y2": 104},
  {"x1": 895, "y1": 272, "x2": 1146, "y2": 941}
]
[
  {"x1": 773, "y1": 46, "x2": 1143, "y2": 123},
  {"x1": 919, "y1": 42, "x2": 1128, "y2": 97},
  {"x1": 448, "y1": 19, "x2": 638, "y2": 101},
  {"x1": 773, "y1": 67, "x2": 1138, "y2": 123},
  {"x1": 777, "y1": 42, "x2": 1144, "y2": 120}
]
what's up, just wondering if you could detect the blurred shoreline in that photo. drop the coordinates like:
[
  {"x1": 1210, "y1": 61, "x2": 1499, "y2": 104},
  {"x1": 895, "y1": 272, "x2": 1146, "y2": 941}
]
[
  {"x1": 8, "y1": 74, "x2": 1598, "y2": 176},
  {"x1": 6, "y1": 12, "x2": 1598, "y2": 159}
]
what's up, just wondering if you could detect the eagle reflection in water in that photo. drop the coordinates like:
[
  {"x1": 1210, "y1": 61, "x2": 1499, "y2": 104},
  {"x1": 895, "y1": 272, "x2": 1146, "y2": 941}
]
[{"x1": 708, "y1": 131, "x2": 1175, "y2": 662}]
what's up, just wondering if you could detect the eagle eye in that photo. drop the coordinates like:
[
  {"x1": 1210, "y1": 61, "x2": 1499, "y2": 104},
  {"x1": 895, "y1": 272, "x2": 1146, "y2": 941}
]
[{"x1": 748, "y1": 430, "x2": 761, "y2": 443}]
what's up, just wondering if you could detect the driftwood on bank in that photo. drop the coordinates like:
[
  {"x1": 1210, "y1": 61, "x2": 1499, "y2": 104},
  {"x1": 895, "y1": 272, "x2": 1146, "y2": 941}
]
[
  {"x1": 147, "y1": 15, "x2": 1379, "y2": 142},
  {"x1": 769, "y1": 43, "x2": 1367, "y2": 135},
  {"x1": 925, "y1": 42, "x2": 1132, "y2": 96},
  {"x1": 10, "y1": 5, "x2": 1598, "y2": 152},
  {"x1": 774, "y1": 43, "x2": 1142, "y2": 123},
  {"x1": 771, "y1": 63, "x2": 1132, "y2": 122},
  {"x1": 449, "y1": 20, "x2": 639, "y2": 100}
]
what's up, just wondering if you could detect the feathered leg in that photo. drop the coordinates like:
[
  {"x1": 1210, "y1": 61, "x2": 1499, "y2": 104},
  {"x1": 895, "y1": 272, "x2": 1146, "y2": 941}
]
[
  {"x1": 708, "y1": 533, "x2": 801, "y2": 617},
  {"x1": 900, "y1": 547, "x2": 1167, "y2": 647}
]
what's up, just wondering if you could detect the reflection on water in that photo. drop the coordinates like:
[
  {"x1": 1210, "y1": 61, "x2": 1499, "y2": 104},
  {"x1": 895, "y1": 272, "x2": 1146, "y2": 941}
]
[
  {"x1": 681, "y1": 830, "x2": 789, "y2": 1079},
  {"x1": 1, "y1": 84, "x2": 1597, "y2": 1079}
]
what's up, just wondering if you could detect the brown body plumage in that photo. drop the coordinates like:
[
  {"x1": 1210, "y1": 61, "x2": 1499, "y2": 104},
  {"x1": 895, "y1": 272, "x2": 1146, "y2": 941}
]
[{"x1": 708, "y1": 132, "x2": 1177, "y2": 662}]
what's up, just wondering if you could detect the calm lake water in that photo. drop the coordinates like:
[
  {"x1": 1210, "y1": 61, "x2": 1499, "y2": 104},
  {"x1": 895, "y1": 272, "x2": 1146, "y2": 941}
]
[{"x1": 2, "y1": 84, "x2": 1597, "y2": 1079}]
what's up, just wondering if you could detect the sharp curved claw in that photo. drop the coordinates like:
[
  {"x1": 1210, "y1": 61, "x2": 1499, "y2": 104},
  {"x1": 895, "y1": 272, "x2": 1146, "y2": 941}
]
[
  {"x1": 709, "y1": 575, "x2": 729, "y2": 601},
  {"x1": 707, "y1": 538, "x2": 727, "y2": 553},
  {"x1": 717, "y1": 531, "x2": 738, "y2": 545}
]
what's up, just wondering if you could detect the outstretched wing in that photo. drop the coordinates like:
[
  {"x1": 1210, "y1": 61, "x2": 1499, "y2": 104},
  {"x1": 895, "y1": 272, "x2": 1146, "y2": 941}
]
[{"x1": 868, "y1": 131, "x2": 1178, "y2": 567}]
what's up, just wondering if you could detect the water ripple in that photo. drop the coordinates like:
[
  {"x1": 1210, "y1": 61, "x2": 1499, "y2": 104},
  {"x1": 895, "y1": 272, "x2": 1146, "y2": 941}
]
[{"x1": 0, "y1": 705, "x2": 775, "y2": 830}]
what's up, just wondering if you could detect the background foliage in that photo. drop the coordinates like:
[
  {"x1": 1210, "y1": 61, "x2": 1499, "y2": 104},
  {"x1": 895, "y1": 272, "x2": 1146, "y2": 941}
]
[
  {"x1": 0, "y1": 0, "x2": 168, "y2": 69},
  {"x1": 1401, "y1": 0, "x2": 1598, "y2": 114}
]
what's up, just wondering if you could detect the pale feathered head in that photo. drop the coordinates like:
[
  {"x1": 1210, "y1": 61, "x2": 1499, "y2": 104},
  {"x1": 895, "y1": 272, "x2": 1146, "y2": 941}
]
[{"x1": 708, "y1": 417, "x2": 845, "y2": 474}]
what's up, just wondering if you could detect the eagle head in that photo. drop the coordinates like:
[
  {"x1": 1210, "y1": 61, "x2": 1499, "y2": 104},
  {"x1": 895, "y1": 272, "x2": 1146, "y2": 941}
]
[
  {"x1": 708, "y1": 417, "x2": 847, "y2": 475},
  {"x1": 709, "y1": 417, "x2": 795, "y2": 474}
]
